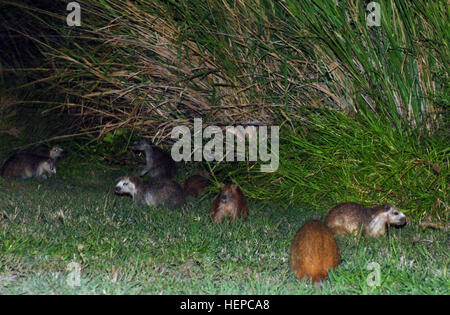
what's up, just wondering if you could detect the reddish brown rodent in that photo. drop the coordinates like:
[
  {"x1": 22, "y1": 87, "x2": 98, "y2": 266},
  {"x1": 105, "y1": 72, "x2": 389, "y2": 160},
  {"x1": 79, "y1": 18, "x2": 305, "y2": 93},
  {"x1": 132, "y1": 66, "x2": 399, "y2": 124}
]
[
  {"x1": 290, "y1": 220, "x2": 341, "y2": 283},
  {"x1": 210, "y1": 183, "x2": 249, "y2": 223},
  {"x1": 184, "y1": 174, "x2": 211, "y2": 197}
]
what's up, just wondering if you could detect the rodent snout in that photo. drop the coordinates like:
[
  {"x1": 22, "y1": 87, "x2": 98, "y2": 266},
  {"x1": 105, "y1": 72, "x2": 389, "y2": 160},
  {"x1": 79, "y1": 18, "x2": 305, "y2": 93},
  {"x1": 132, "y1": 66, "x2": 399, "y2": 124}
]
[
  {"x1": 220, "y1": 194, "x2": 228, "y2": 203},
  {"x1": 130, "y1": 140, "x2": 142, "y2": 151},
  {"x1": 114, "y1": 186, "x2": 122, "y2": 194},
  {"x1": 398, "y1": 216, "x2": 407, "y2": 226}
]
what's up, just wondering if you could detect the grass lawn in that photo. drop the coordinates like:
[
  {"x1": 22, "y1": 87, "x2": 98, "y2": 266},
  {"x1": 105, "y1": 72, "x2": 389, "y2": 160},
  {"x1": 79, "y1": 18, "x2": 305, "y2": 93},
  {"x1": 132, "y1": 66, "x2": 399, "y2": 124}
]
[{"x1": 0, "y1": 160, "x2": 448, "y2": 295}]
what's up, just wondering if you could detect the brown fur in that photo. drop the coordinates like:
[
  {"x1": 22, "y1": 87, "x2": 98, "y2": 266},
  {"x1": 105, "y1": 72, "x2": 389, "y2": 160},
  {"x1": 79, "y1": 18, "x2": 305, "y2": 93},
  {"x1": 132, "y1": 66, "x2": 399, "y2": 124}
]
[
  {"x1": 115, "y1": 176, "x2": 185, "y2": 208},
  {"x1": 325, "y1": 202, "x2": 407, "y2": 238},
  {"x1": 184, "y1": 175, "x2": 211, "y2": 197},
  {"x1": 290, "y1": 220, "x2": 340, "y2": 283},
  {"x1": 210, "y1": 183, "x2": 249, "y2": 223},
  {"x1": 1, "y1": 153, "x2": 56, "y2": 180},
  {"x1": 130, "y1": 139, "x2": 176, "y2": 179}
]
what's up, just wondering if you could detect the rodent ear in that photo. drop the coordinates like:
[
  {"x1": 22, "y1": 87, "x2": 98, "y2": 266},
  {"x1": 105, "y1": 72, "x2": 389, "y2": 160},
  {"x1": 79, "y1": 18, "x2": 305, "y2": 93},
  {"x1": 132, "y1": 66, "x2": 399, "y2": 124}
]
[{"x1": 130, "y1": 176, "x2": 141, "y2": 183}]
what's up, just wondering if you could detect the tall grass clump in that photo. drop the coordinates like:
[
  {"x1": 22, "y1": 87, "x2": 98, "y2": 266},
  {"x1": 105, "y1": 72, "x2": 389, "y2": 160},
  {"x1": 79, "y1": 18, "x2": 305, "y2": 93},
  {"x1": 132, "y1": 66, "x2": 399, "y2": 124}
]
[
  {"x1": 226, "y1": 108, "x2": 448, "y2": 221},
  {"x1": 1, "y1": 1, "x2": 448, "y2": 219},
  {"x1": 282, "y1": 0, "x2": 448, "y2": 129},
  {"x1": 196, "y1": 0, "x2": 448, "y2": 218}
]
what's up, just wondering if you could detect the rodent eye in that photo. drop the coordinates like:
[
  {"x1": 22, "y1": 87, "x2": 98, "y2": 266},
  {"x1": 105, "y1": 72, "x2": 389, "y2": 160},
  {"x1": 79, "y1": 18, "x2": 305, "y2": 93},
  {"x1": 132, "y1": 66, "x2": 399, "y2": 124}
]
[
  {"x1": 124, "y1": 182, "x2": 128, "y2": 186},
  {"x1": 393, "y1": 211, "x2": 399, "y2": 215}
]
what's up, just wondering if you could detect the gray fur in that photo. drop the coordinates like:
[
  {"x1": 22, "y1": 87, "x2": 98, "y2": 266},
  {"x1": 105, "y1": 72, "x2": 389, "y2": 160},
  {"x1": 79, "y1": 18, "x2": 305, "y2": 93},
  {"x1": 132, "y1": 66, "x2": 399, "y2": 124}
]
[
  {"x1": 1, "y1": 153, "x2": 56, "y2": 180},
  {"x1": 115, "y1": 176, "x2": 184, "y2": 208},
  {"x1": 130, "y1": 139, "x2": 176, "y2": 179},
  {"x1": 325, "y1": 202, "x2": 407, "y2": 237}
]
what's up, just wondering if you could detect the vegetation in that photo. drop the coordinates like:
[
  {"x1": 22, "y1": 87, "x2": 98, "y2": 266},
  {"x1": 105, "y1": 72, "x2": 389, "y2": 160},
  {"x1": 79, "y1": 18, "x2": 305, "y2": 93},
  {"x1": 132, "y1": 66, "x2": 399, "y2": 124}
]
[
  {"x1": 0, "y1": 0, "x2": 447, "y2": 294},
  {"x1": 0, "y1": 0, "x2": 447, "y2": 219},
  {"x1": 0, "y1": 165, "x2": 448, "y2": 294}
]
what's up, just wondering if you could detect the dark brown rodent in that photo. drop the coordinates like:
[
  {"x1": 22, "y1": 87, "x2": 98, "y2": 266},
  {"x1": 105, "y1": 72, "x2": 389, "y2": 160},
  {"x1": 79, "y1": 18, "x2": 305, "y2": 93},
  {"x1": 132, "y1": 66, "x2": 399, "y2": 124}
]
[
  {"x1": 210, "y1": 183, "x2": 249, "y2": 223},
  {"x1": 290, "y1": 220, "x2": 340, "y2": 283},
  {"x1": 184, "y1": 175, "x2": 211, "y2": 197}
]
